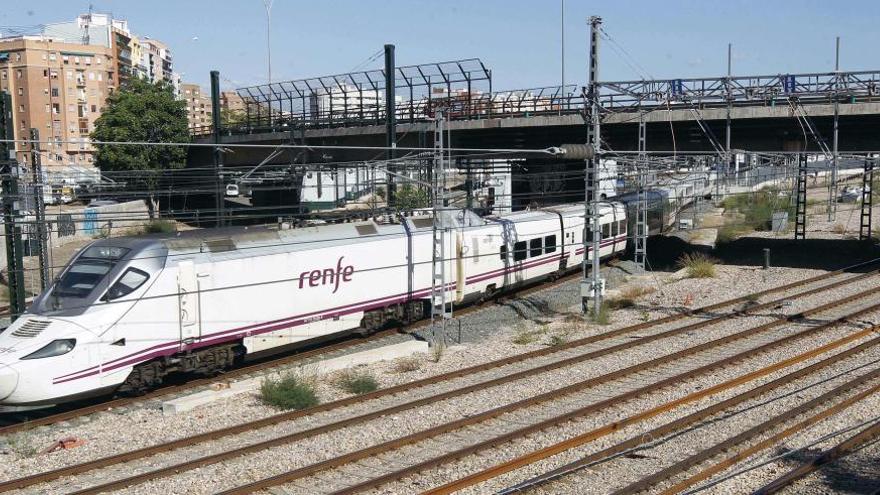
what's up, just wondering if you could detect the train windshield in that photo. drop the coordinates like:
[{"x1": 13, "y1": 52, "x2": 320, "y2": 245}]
[{"x1": 51, "y1": 246, "x2": 130, "y2": 299}]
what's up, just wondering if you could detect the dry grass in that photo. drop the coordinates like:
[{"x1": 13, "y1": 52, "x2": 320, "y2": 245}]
[
  {"x1": 619, "y1": 285, "x2": 656, "y2": 300},
  {"x1": 429, "y1": 342, "x2": 445, "y2": 363},
  {"x1": 832, "y1": 223, "x2": 847, "y2": 235},
  {"x1": 511, "y1": 322, "x2": 546, "y2": 345},
  {"x1": 677, "y1": 252, "x2": 718, "y2": 279},
  {"x1": 391, "y1": 356, "x2": 421, "y2": 373}
]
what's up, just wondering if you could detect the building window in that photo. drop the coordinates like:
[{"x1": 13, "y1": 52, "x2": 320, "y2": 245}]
[
  {"x1": 15, "y1": 70, "x2": 21, "y2": 79},
  {"x1": 91, "y1": 105, "x2": 97, "y2": 113},
  {"x1": 68, "y1": 104, "x2": 74, "y2": 113},
  {"x1": 53, "y1": 104, "x2": 60, "y2": 114},
  {"x1": 15, "y1": 53, "x2": 21, "y2": 61},
  {"x1": 51, "y1": 88, "x2": 59, "y2": 97},
  {"x1": 96, "y1": 57, "x2": 102, "y2": 65},
  {"x1": 85, "y1": 57, "x2": 92, "y2": 65},
  {"x1": 17, "y1": 88, "x2": 22, "y2": 96},
  {"x1": 45, "y1": 104, "x2": 50, "y2": 113},
  {"x1": 67, "y1": 71, "x2": 73, "y2": 79},
  {"x1": 42, "y1": 53, "x2": 47, "y2": 60},
  {"x1": 18, "y1": 105, "x2": 24, "y2": 112},
  {"x1": 49, "y1": 53, "x2": 56, "y2": 61},
  {"x1": 74, "y1": 56, "x2": 80, "y2": 64},
  {"x1": 97, "y1": 73, "x2": 102, "y2": 81},
  {"x1": 1, "y1": 71, "x2": 6, "y2": 79},
  {"x1": 89, "y1": 72, "x2": 95, "y2": 81},
  {"x1": 43, "y1": 69, "x2": 48, "y2": 78},
  {"x1": 63, "y1": 55, "x2": 69, "y2": 64}
]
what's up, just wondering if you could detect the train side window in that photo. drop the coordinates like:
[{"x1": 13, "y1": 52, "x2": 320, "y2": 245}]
[
  {"x1": 545, "y1": 235, "x2": 557, "y2": 254},
  {"x1": 513, "y1": 241, "x2": 527, "y2": 262},
  {"x1": 602, "y1": 223, "x2": 610, "y2": 239},
  {"x1": 500, "y1": 245, "x2": 507, "y2": 261},
  {"x1": 102, "y1": 268, "x2": 149, "y2": 301},
  {"x1": 619, "y1": 220, "x2": 627, "y2": 235},
  {"x1": 611, "y1": 221, "x2": 618, "y2": 237},
  {"x1": 529, "y1": 238, "x2": 542, "y2": 258}
]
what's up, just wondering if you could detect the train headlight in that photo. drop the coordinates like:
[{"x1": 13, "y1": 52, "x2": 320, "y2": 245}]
[{"x1": 20, "y1": 339, "x2": 76, "y2": 360}]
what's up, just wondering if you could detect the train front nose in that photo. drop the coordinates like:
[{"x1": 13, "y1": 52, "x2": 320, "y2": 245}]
[{"x1": 0, "y1": 365, "x2": 19, "y2": 401}]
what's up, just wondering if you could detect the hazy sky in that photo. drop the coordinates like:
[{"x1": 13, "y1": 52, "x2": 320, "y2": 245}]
[{"x1": 2, "y1": 1, "x2": 878, "y2": 92}]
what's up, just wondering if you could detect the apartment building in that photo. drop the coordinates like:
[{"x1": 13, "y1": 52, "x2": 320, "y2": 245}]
[
  {"x1": 0, "y1": 13, "x2": 179, "y2": 172},
  {"x1": 180, "y1": 82, "x2": 213, "y2": 133},
  {"x1": 0, "y1": 36, "x2": 117, "y2": 170}
]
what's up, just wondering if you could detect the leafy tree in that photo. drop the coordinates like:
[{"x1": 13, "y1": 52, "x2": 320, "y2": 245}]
[
  {"x1": 91, "y1": 78, "x2": 189, "y2": 216},
  {"x1": 221, "y1": 108, "x2": 246, "y2": 127},
  {"x1": 396, "y1": 184, "x2": 430, "y2": 210}
]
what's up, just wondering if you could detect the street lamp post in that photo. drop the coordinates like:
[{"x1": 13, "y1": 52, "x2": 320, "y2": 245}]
[{"x1": 262, "y1": 0, "x2": 274, "y2": 84}]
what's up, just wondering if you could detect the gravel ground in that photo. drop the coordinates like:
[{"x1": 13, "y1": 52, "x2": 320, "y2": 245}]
[
  {"x1": 473, "y1": 344, "x2": 880, "y2": 495},
  {"x1": 93, "y1": 288, "x2": 880, "y2": 495}
]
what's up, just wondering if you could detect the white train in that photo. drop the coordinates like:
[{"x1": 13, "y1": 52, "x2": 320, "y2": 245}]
[{"x1": 0, "y1": 202, "x2": 627, "y2": 408}]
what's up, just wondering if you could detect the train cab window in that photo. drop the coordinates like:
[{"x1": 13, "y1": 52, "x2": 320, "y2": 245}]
[
  {"x1": 602, "y1": 223, "x2": 611, "y2": 239},
  {"x1": 529, "y1": 238, "x2": 543, "y2": 258},
  {"x1": 52, "y1": 246, "x2": 130, "y2": 299},
  {"x1": 513, "y1": 241, "x2": 527, "y2": 262},
  {"x1": 102, "y1": 268, "x2": 149, "y2": 301},
  {"x1": 500, "y1": 245, "x2": 508, "y2": 261},
  {"x1": 544, "y1": 235, "x2": 557, "y2": 254}
]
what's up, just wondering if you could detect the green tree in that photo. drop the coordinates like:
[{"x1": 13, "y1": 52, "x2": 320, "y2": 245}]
[
  {"x1": 221, "y1": 108, "x2": 246, "y2": 127},
  {"x1": 91, "y1": 78, "x2": 189, "y2": 217},
  {"x1": 395, "y1": 184, "x2": 430, "y2": 210}
]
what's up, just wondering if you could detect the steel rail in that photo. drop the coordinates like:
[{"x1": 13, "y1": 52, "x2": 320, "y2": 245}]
[
  {"x1": 0, "y1": 267, "x2": 582, "y2": 436},
  {"x1": 2, "y1": 266, "x2": 866, "y2": 493},
  {"x1": 618, "y1": 369, "x2": 880, "y2": 494},
  {"x1": 439, "y1": 330, "x2": 880, "y2": 495},
  {"x1": 215, "y1": 291, "x2": 880, "y2": 495},
  {"x1": 751, "y1": 419, "x2": 880, "y2": 494}
]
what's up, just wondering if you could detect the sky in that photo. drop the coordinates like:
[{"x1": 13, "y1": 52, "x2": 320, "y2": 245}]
[{"x1": 2, "y1": 1, "x2": 879, "y2": 92}]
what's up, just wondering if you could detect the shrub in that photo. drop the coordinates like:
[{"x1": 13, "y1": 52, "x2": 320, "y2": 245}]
[
  {"x1": 391, "y1": 356, "x2": 421, "y2": 373},
  {"x1": 832, "y1": 223, "x2": 847, "y2": 235},
  {"x1": 546, "y1": 334, "x2": 568, "y2": 346},
  {"x1": 144, "y1": 219, "x2": 177, "y2": 234},
  {"x1": 716, "y1": 223, "x2": 752, "y2": 245},
  {"x1": 678, "y1": 252, "x2": 717, "y2": 279},
  {"x1": 334, "y1": 368, "x2": 379, "y2": 395},
  {"x1": 259, "y1": 371, "x2": 319, "y2": 410},
  {"x1": 512, "y1": 324, "x2": 543, "y2": 345}
]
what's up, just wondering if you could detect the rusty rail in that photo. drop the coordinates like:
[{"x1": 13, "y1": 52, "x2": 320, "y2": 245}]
[
  {"x1": 752, "y1": 419, "x2": 880, "y2": 494},
  {"x1": 216, "y1": 293, "x2": 880, "y2": 494}
]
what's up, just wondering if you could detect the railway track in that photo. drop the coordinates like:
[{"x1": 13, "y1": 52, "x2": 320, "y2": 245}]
[
  {"x1": 4, "y1": 263, "x2": 878, "y2": 494},
  {"x1": 216, "y1": 291, "x2": 880, "y2": 495},
  {"x1": 0, "y1": 268, "x2": 585, "y2": 435}
]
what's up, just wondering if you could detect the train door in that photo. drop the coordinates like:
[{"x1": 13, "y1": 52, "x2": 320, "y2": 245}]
[{"x1": 177, "y1": 260, "x2": 201, "y2": 347}]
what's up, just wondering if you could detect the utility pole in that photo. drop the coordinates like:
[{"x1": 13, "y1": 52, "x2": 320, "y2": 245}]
[
  {"x1": 210, "y1": 70, "x2": 225, "y2": 227},
  {"x1": 635, "y1": 115, "x2": 647, "y2": 270},
  {"x1": 583, "y1": 15, "x2": 603, "y2": 318},
  {"x1": 0, "y1": 93, "x2": 25, "y2": 320},
  {"x1": 384, "y1": 44, "x2": 397, "y2": 208},
  {"x1": 29, "y1": 128, "x2": 49, "y2": 291},
  {"x1": 262, "y1": 0, "x2": 274, "y2": 84},
  {"x1": 724, "y1": 43, "x2": 732, "y2": 198},
  {"x1": 561, "y1": 0, "x2": 565, "y2": 94},
  {"x1": 829, "y1": 36, "x2": 840, "y2": 221},
  {"x1": 430, "y1": 110, "x2": 451, "y2": 347}
]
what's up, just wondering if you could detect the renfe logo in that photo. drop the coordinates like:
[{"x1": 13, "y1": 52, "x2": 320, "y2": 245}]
[{"x1": 299, "y1": 256, "x2": 355, "y2": 293}]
